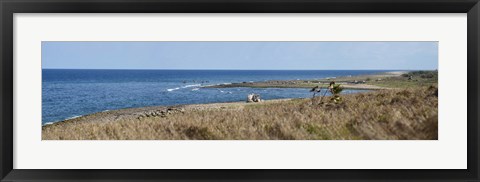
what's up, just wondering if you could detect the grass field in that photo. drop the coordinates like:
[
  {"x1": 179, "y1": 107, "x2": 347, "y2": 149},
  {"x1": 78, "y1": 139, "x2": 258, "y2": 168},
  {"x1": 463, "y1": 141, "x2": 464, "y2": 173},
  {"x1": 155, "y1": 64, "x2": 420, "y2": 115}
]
[{"x1": 367, "y1": 71, "x2": 438, "y2": 88}]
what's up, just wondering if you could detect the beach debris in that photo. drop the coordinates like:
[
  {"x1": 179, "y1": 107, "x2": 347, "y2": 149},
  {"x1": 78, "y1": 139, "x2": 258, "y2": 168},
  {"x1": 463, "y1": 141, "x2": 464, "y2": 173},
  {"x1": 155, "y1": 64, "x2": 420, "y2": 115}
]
[{"x1": 247, "y1": 93, "x2": 262, "y2": 103}]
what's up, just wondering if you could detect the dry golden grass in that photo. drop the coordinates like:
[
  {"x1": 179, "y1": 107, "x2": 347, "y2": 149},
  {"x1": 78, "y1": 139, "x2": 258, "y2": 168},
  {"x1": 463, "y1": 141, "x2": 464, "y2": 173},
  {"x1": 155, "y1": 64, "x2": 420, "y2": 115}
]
[{"x1": 42, "y1": 86, "x2": 438, "y2": 140}]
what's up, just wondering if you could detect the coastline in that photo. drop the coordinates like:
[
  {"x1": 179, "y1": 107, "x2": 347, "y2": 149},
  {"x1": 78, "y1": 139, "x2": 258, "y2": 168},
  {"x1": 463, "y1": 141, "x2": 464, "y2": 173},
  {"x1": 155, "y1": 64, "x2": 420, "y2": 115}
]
[
  {"x1": 42, "y1": 98, "x2": 296, "y2": 127},
  {"x1": 203, "y1": 71, "x2": 407, "y2": 90},
  {"x1": 43, "y1": 70, "x2": 438, "y2": 131},
  {"x1": 44, "y1": 71, "x2": 403, "y2": 126}
]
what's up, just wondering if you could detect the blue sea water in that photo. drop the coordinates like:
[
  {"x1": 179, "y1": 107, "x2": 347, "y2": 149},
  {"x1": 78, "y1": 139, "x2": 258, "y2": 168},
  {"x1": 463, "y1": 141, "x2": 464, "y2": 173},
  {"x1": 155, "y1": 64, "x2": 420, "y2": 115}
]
[{"x1": 42, "y1": 69, "x2": 391, "y2": 125}]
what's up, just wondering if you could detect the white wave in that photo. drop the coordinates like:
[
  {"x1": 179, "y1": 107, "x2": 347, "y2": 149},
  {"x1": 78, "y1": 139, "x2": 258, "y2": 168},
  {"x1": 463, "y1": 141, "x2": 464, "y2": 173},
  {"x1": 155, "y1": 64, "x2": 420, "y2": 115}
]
[
  {"x1": 167, "y1": 87, "x2": 180, "y2": 92},
  {"x1": 182, "y1": 84, "x2": 201, "y2": 88},
  {"x1": 167, "y1": 84, "x2": 201, "y2": 91},
  {"x1": 43, "y1": 122, "x2": 55, "y2": 126},
  {"x1": 43, "y1": 115, "x2": 82, "y2": 126},
  {"x1": 192, "y1": 88, "x2": 199, "y2": 91},
  {"x1": 66, "y1": 115, "x2": 81, "y2": 120}
]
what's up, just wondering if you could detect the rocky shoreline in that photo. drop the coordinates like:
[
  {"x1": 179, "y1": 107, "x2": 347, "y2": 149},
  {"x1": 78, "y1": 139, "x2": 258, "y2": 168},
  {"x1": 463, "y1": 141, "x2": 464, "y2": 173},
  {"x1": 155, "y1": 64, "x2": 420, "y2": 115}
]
[{"x1": 43, "y1": 98, "x2": 294, "y2": 127}]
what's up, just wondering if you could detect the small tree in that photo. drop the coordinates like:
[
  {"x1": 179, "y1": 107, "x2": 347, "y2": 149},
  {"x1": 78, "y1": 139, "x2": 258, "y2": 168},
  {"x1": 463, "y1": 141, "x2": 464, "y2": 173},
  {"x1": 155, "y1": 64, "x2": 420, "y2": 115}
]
[
  {"x1": 311, "y1": 81, "x2": 344, "y2": 105},
  {"x1": 329, "y1": 84, "x2": 344, "y2": 103}
]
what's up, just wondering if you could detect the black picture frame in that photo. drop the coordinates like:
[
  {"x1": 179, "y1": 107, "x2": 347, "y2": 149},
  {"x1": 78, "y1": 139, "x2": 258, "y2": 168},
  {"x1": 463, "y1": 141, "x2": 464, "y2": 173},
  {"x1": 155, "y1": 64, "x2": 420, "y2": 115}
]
[{"x1": 1, "y1": 0, "x2": 479, "y2": 181}]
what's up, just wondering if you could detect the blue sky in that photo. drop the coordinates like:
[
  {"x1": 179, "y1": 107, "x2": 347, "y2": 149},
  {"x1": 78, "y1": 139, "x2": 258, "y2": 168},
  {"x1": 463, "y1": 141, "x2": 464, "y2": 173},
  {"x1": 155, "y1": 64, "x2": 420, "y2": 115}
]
[{"x1": 42, "y1": 42, "x2": 438, "y2": 70}]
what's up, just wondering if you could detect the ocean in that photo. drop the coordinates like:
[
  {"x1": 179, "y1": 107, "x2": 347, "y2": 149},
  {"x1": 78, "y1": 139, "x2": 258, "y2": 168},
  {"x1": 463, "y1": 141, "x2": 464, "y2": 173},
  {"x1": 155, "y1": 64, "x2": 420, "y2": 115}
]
[{"x1": 42, "y1": 69, "x2": 391, "y2": 125}]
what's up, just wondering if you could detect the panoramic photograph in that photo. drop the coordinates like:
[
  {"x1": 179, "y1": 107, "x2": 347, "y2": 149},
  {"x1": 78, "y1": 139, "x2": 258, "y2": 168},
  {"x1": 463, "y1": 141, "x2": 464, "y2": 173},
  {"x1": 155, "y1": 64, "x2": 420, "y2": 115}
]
[{"x1": 41, "y1": 41, "x2": 438, "y2": 140}]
